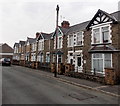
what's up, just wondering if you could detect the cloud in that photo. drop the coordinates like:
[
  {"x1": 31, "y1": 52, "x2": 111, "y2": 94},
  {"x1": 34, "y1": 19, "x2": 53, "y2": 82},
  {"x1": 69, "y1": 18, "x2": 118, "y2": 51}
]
[{"x1": 0, "y1": 0, "x2": 119, "y2": 47}]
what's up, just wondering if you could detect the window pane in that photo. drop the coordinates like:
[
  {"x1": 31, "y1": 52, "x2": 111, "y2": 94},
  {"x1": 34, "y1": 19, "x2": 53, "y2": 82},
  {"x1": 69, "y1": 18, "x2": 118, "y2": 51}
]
[
  {"x1": 93, "y1": 28, "x2": 100, "y2": 43},
  {"x1": 69, "y1": 35, "x2": 73, "y2": 46},
  {"x1": 93, "y1": 59, "x2": 103, "y2": 72},
  {"x1": 77, "y1": 32, "x2": 82, "y2": 45},
  {"x1": 58, "y1": 37, "x2": 62, "y2": 48},
  {"x1": 93, "y1": 53, "x2": 102, "y2": 58},
  {"x1": 104, "y1": 54, "x2": 111, "y2": 68},
  {"x1": 102, "y1": 26, "x2": 109, "y2": 43}
]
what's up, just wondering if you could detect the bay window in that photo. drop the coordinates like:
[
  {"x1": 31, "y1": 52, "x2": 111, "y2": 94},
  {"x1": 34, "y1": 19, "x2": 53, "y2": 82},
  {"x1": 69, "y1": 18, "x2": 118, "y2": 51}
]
[
  {"x1": 46, "y1": 53, "x2": 50, "y2": 63},
  {"x1": 92, "y1": 53, "x2": 112, "y2": 74},
  {"x1": 40, "y1": 53, "x2": 44, "y2": 62}
]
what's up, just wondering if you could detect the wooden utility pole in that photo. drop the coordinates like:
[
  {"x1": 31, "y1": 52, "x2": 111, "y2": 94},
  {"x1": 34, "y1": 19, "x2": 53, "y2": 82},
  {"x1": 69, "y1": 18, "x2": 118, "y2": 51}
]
[{"x1": 54, "y1": 5, "x2": 59, "y2": 77}]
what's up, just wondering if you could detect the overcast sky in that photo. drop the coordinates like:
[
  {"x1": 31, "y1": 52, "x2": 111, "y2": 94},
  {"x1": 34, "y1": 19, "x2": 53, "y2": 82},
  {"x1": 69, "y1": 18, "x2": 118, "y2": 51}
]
[{"x1": 0, "y1": 0, "x2": 119, "y2": 47}]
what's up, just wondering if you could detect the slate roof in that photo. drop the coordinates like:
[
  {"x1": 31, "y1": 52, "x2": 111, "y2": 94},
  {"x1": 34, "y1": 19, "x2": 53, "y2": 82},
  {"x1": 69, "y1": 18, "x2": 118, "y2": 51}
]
[
  {"x1": 41, "y1": 32, "x2": 52, "y2": 40},
  {"x1": 111, "y1": 10, "x2": 120, "y2": 21},
  {"x1": 59, "y1": 27, "x2": 70, "y2": 35},
  {"x1": 25, "y1": 37, "x2": 36, "y2": 45},
  {"x1": 67, "y1": 21, "x2": 90, "y2": 35},
  {"x1": 1, "y1": 43, "x2": 13, "y2": 53},
  {"x1": 52, "y1": 21, "x2": 89, "y2": 37},
  {"x1": 52, "y1": 10, "x2": 120, "y2": 37}
]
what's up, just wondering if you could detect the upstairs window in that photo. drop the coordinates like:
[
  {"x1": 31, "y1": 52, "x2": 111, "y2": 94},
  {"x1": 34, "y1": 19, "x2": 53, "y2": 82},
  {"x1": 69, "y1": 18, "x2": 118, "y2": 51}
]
[
  {"x1": 92, "y1": 25, "x2": 111, "y2": 44},
  {"x1": 38, "y1": 41, "x2": 44, "y2": 51},
  {"x1": 58, "y1": 37, "x2": 62, "y2": 49},
  {"x1": 76, "y1": 32, "x2": 83, "y2": 46},
  {"x1": 102, "y1": 26, "x2": 109, "y2": 43},
  {"x1": 68, "y1": 35, "x2": 73, "y2": 47},
  {"x1": 93, "y1": 28, "x2": 100, "y2": 44}
]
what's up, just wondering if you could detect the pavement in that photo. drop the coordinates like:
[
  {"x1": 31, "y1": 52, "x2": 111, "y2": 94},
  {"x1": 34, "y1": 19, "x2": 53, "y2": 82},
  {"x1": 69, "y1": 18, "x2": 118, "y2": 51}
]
[
  {"x1": 28, "y1": 67, "x2": 120, "y2": 98},
  {"x1": 29, "y1": 69, "x2": 120, "y2": 97}
]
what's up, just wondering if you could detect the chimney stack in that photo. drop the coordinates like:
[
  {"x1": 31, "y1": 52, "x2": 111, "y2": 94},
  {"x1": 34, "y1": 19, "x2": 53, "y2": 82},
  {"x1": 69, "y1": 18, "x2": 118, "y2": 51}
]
[
  {"x1": 36, "y1": 32, "x2": 40, "y2": 38},
  {"x1": 61, "y1": 21, "x2": 70, "y2": 28}
]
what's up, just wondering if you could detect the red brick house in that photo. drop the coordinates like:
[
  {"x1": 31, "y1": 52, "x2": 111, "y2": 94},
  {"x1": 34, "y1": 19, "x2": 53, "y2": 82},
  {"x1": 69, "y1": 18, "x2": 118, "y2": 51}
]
[{"x1": 0, "y1": 43, "x2": 13, "y2": 61}]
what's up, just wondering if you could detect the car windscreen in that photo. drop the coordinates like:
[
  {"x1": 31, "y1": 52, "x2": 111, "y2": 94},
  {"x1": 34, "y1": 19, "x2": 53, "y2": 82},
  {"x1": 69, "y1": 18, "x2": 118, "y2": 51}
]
[{"x1": 4, "y1": 58, "x2": 10, "y2": 61}]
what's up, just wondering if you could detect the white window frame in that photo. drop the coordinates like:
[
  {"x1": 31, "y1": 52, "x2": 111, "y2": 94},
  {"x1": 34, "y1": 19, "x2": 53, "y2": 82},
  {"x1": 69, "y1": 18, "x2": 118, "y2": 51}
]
[
  {"x1": 57, "y1": 55, "x2": 62, "y2": 63},
  {"x1": 38, "y1": 40, "x2": 44, "y2": 51},
  {"x1": 76, "y1": 31, "x2": 83, "y2": 46},
  {"x1": 57, "y1": 36, "x2": 62, "y2": 49},
  {"x1": 46, "y1": 52, "x2": 50, "y2": 63},
  {"x1": 74, "y1": 50, "x2": 83, "y2": 73},
  {"x1": 31, "y1": 53, "x2": 36, "y2": 61},
  {"x1": 68, "y1": 51, "x2": 74, "y2": 64},
  {"x1": 91, "y1": 23, "x2": 112, "y2": 44},
  {"x1": 68, "y1": 34, "x2": 74, "y2": 47},
  {"x1": 92, "y1": 53, "x2": 112, "y2": 74}
]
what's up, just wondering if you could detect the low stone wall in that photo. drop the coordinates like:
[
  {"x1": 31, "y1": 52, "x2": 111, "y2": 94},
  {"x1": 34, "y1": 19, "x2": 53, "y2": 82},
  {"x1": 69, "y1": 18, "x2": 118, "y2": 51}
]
[
  {"x1": 64, "y1": 72, "x2": 105, "y2": 84},
  {"x1": 19, "y1": 60, "x2": 25, "y2": 66},
  {"x1": 12, "y1": 60, "x2": 19, "y2": 65}
]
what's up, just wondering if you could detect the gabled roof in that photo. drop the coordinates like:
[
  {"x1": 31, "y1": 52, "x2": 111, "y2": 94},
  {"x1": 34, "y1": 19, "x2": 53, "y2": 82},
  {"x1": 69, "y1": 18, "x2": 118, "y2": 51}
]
[
  {"x1": 13, "y1": 43, "x2": 19, "y2": 48},
  {"x1": 25, "y1": 37, "x2": 36, "y2": 45},
  {"x1": 51, "y1": 21, "x2": 89, "y2": 37},
  {"x1": 19, "y1": 41, "x2": 25, "y2": 46},
  {"x1": 111, "y1": 10, "x2": 120, "y2": 22},
  {"x1": 86, "y1": 9, "x2": 118, "y2": 29},
  {"x1": 41, "y1": 32, "x2": 52, "y2": 39},
  {"x1": 1, "y1": 43, "x2": 13, "y2": 53},
  {"x1": 59, "y1": 27, "x2": 70, "y2": 35},
  {"x1": 51, "y1": 27, "x2": 69, "y2": 38},
  {"x1": 38, "y1": 32, "x2": 52, "y2": 40}
]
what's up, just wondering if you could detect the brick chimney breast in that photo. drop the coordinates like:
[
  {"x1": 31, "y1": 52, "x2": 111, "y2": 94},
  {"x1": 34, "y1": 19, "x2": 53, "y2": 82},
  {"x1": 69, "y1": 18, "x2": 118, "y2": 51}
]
[{"x1": 61, "y1": 21, "x2": 70, "y2": 28}]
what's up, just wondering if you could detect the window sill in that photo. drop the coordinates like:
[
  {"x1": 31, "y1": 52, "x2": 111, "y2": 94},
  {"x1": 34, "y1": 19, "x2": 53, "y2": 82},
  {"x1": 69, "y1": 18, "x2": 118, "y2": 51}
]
[
  {"x1": 91, "y1": 42, "x2": 111, "y2": 46},
  {"x1": 74, "y1": 45, "x2": 83, "y2": 47}
]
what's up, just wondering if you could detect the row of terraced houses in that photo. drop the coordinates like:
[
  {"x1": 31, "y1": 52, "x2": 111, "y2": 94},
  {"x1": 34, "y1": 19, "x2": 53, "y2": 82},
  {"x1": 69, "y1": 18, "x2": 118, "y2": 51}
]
[{"x1": 13, "y1": 9, "x2": 120, "y2": 84}]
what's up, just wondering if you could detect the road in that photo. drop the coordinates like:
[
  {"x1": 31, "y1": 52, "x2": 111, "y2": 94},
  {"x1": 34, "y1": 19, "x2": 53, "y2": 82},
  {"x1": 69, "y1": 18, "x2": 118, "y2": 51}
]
[{"x1": 2, "y1": 65, "x2": 119, "y2": 104}]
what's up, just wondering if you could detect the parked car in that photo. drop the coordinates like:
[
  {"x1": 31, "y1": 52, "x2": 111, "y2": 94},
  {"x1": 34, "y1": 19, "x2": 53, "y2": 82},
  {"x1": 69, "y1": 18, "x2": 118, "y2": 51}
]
[{"x1": 0, "y1": 58, "x2": 11, "y2": 66}]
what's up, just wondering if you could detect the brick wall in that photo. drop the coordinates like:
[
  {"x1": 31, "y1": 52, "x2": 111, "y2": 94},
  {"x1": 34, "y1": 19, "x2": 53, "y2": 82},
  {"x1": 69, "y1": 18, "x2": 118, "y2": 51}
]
[{"x1": 83, "y1": 29, "x2": 92, "y2": 73}]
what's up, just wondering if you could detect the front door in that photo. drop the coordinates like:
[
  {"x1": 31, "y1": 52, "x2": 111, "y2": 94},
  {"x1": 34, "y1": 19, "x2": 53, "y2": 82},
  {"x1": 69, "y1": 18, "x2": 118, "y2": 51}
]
[{"x1": 75, "y1": 54, "x2": 83, "y2": 72}]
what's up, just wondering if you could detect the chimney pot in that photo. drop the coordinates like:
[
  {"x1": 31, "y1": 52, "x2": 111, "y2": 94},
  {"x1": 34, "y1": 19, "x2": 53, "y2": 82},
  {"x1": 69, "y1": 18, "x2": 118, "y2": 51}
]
[{"x1": 61, "y1": 21, "x2": 70, "y2": 28}]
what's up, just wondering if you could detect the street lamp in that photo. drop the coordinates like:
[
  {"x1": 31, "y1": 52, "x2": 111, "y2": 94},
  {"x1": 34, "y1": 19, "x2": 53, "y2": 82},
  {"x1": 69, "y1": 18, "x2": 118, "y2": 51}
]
[{"x1": 54, "y1": 5, "x2": 59, "y2": 77}]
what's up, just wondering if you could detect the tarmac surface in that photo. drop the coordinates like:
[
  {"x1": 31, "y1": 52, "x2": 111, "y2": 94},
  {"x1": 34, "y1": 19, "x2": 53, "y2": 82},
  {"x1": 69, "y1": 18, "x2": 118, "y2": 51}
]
[{"x1": 2, "y1": 65, "x2": 120, "y2": 104}]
